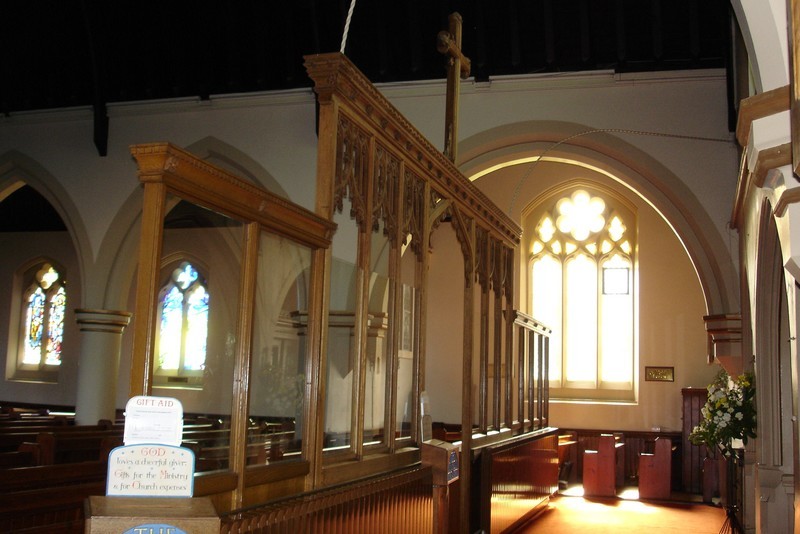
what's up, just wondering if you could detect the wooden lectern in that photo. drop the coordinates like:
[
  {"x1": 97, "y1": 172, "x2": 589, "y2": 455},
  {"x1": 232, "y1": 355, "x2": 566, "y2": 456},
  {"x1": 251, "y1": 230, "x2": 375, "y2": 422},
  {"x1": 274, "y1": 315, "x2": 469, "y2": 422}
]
[{"x1": 84, "y1": 496, "x2": 220, "y2": 534}]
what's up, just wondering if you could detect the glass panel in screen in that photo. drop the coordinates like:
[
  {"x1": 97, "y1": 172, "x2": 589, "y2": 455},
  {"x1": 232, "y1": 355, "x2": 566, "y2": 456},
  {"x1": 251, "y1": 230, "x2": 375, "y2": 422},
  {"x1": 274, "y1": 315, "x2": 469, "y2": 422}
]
[
  {"x1": 364, "y1": 222, "x2": 390, "y2": 446},
  {"x1": 159, "y1": 197, "x2": 243, "y2": 472},
  {"x1": 487, "y1": 284, "x2": 496, "y2": 430},
  {"x1": 396, "y1": 239, "x2": 416, "y2": 442},
  {"x1": 324, "y1": 205, "x2": 359, "y2": 451},
  {"x1": 249, "y1": 231, "x2": 312, "y2": 464}
]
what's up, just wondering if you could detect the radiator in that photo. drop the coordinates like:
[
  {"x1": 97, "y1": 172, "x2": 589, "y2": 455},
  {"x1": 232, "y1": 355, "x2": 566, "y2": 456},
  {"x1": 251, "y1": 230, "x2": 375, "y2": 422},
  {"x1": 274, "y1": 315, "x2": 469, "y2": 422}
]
[{"x1": 220, "y1": 465, "x2": 433, "y2": 533}]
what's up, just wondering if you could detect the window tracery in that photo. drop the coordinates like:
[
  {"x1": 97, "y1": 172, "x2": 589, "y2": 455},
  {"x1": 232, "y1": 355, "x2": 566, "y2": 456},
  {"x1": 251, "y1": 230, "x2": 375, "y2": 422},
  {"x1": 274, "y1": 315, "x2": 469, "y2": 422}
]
[{"x1": 530, "y1": 188, "x2": 635, "y2": 399}]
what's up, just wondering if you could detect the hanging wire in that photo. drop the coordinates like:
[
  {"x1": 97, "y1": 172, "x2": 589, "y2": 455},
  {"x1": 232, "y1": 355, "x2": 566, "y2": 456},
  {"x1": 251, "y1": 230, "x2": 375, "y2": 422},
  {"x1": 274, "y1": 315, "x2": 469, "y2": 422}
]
[
  {"x1": 507, "y1": 127, "x2": 733, "y2": 216},
  {"x1": 340, "y1": 0, "x2": 358, "y2": 54}
]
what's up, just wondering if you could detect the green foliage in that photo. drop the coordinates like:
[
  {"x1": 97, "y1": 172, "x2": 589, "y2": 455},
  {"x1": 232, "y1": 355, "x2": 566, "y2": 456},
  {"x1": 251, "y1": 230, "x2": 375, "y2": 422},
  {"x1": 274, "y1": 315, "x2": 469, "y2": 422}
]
[{"x1": 688, "y1": 370, "x2": 757, "y2": 457}]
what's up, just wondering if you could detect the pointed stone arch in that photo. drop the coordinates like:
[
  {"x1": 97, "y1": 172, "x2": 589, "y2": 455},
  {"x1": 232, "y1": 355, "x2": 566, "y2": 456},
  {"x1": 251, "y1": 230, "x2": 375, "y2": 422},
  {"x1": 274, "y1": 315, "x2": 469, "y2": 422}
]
[
  {"x1": 0, "y1": 150, "x2": 90, "y2": 303},
  {"x1": 458, "y1": 121, "x2": 739, "y2": 316}
]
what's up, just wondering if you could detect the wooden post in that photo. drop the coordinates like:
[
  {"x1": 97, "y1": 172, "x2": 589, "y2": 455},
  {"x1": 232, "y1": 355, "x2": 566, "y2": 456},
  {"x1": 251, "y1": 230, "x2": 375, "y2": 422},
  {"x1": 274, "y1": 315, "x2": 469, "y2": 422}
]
[
  {"x1": 128, "y1": 181, "x2": 167, "y2": 397},
  {"x1": 437, "y1": 12, "x2": 471, "y2": 163}
]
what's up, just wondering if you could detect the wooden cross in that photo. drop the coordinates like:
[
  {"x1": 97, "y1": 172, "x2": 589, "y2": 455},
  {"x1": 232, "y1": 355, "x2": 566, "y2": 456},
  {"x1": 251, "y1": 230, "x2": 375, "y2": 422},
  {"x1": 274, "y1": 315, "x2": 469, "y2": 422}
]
[{"x1": 437, "y1": 12, "x2": 471, "y2": 163}]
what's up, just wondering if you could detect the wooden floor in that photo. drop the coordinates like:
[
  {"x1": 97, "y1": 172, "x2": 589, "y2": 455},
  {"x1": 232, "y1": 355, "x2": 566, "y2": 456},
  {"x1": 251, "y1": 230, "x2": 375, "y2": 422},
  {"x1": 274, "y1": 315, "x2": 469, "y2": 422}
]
[{"x1": 514, "y1": 486, "x2": 727, "y2": 533}]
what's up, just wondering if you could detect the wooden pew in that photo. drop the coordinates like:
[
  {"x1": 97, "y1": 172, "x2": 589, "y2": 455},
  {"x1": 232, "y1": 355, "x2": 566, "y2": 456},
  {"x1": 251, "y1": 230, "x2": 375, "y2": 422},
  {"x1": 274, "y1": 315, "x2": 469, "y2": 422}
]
[
  {"x1": 0, "y1": 420, "x2": 116, "y2": 435},
  {"x1": 0, "y1": 449, "x2": 35, "y2": 468},
  {"x1": 0, "y1": 460, "x2": 109, "y2": 532},
  {"x1": 0, "y1": 422, "x2": 119, "y2": 453},
  {"x1": 0, "y1": 481, "x2": 104, "y2": 533},
  {"x1": 35, "y1": 431, "x2": 123, "y2": 464},
  {"x1": 0, "y1": 460, "x2": 107, "y2": 493},
  {"x1": 186, "y1": 430, "x2": 299, "y2": 471},
  {"x1": 638, "y1": 437, "x2": 673, "y2": 500},
  {"x1": 557, "y1": 431, "x2": 578, "y2": 487},
  {"x1": 582, "y1": 434, "x2": 624, "y2": 497}
]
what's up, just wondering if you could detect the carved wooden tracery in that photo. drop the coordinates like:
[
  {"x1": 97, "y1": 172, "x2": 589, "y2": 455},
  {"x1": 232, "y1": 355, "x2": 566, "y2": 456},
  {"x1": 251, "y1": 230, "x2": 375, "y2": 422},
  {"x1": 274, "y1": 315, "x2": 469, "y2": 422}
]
[
  {"x1": 403, "y1": 169, "x2": 425, "y2": 256},
  {"x1": 373, "y1": 144, "x2": 400, "y2": 238},
  {"x1": 334, "y1": 116, "x2": 370, "y2": 230}
]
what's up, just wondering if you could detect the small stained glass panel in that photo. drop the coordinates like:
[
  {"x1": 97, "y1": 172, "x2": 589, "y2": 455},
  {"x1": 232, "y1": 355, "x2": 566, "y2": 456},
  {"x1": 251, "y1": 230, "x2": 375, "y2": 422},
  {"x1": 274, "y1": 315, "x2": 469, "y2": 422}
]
[
  {"x1": 24, "y1": 288, "x2": 45, "y2": 364},
  {"x1": 45, "y1": 286, "x2": 66, "y2": 365}
]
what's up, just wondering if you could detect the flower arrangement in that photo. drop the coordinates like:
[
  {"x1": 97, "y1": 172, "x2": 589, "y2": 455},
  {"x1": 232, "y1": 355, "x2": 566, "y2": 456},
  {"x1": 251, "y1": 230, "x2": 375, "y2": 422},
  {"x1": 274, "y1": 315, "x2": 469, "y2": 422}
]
[{"x1": 689, "y1": 370, "x2": 757, "y2": 457}]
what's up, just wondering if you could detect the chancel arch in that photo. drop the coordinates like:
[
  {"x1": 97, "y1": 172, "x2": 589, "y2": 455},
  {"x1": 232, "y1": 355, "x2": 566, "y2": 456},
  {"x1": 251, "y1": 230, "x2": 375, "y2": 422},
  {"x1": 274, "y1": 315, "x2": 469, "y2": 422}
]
[
  {"x1": 458, "y1": 121, "x2": 740, "y2": 318},
  {"x1": 460, "y1": 122, "x2": 718, "y2": 435}
]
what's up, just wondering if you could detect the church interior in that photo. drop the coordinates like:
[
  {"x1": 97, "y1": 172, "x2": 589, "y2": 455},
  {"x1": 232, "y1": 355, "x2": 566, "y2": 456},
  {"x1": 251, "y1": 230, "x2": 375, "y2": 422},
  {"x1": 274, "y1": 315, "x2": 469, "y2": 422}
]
[{"x1": 0, "y1": 1, "x2": 797, "y2": 532}]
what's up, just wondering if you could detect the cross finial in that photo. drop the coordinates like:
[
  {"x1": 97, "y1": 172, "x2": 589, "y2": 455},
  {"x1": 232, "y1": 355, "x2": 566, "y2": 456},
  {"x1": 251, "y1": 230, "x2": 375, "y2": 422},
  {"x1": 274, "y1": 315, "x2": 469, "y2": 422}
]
[{"x1": 437, "y1": 12, "x2": 471, "y2": 163}]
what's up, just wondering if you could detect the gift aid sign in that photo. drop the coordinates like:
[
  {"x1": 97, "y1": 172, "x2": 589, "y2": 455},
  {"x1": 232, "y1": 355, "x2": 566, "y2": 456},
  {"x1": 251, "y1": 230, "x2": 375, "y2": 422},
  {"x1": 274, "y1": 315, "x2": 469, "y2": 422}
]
[{"x1": 124, "y1": 396, "x2": 184, "y2": 446}]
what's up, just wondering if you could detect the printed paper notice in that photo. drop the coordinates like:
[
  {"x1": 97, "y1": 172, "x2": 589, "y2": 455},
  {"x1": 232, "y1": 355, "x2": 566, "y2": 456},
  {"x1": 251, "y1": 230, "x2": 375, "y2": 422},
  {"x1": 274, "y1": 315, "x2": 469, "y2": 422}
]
[
  {"x1": 124, "y1": 396, "x2": 183, "y2": 446},
  {"x1": 107, "y1": 444, "x2": 195, "y2": 497}
]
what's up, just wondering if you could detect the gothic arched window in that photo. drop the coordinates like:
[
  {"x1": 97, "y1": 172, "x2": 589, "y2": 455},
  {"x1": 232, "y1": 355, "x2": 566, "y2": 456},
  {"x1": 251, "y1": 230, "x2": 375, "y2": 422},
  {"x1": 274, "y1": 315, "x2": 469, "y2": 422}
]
[
  {"x1": 156, "y1": 261, "x2": 209, "y2": 385},
  {"x1": 20, "y1": 262, "x2": 66, "y2": 368},
  {"x1": 530, "y1": 188, "x2": 636, "y2": 400}
]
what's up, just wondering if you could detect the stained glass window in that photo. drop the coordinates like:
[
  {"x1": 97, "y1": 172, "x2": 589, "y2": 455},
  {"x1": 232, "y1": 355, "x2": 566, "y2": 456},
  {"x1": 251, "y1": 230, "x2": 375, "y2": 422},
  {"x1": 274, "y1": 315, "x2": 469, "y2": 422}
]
[
  {"x1": 158, "y1": 262, "x2": 209, "y2": 376},
  {"x1": 22, "y1": 264, "x2": 65, "y2": 367}
]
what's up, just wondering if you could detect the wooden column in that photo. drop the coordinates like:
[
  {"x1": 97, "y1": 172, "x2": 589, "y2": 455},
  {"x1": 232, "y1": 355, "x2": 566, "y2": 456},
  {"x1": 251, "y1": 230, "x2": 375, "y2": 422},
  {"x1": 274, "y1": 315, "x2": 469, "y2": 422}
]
[
  {"x1": 228, "y1": 221, "x2": 260, "y2": 509},
  {"x1": 459, "y1": 216, "x2": 476, "y2": 533},
  {"x1": 129, "y1": 181, "x2": 167, "y2": 397}
]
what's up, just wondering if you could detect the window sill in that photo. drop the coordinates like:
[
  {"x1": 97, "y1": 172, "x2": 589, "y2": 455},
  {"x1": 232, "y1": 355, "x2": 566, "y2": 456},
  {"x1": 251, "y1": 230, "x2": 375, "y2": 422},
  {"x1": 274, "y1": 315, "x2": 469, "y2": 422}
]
[
  {"x1": 550, "y1": 397, "x2": 638, "y2": 406},
  {"x1": 7, "y1": 371, "x2": 59, "y2": 384}
]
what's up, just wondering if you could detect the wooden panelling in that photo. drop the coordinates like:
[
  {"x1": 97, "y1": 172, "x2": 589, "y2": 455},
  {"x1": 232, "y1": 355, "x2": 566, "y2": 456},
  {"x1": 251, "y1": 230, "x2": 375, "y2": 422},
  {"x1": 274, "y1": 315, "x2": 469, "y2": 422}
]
[
  {"x1": 473, "y1": 428, "x2": 559, "y2": 533},
  {"x1": 682, "y1": 387, "x2": 711, "y2": 493},
  {"x1": 219, "y1": 465, "x2": 433, "y2": 533}
]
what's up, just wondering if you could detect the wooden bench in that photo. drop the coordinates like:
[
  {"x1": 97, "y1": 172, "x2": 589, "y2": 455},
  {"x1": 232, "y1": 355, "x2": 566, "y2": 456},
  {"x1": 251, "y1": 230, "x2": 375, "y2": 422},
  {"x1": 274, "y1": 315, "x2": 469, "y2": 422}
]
[
  {"x1": 0, "y1": 448, "x2": 36, "y2": 468},
  {"x1": 0, "y1": 460, "x2": 108, "y2": 493},
  {"x1": 583, "y1": 434, "x2": 624, "y2": 497},
  {"x1": 0, "y1": 429, "x2": 123, "y2": 463},
  {"x1": 0, "y1": 422, "x2": 120, "y2": 453},
  {"x1": 186, "y1": 430, "x2": 299, "y2": 471},
  {"x1": 0, "y1": 481, "x2": 104, "y2": 533},
  {"x1": 558, "y1": 431, "x2": 578, "y2": 487},
  {"x1": 638, "y1": 437, "x2": 673, "y2": 500},
  {"x1": 0, "y1": 418, "x2": 113, "y2": 430},
  {"x1": 34, "y1": 431, "x2": 123, "y2": 464},
  {"x1": 0, "y1": 459, "x2": 108, "y2": 532}
]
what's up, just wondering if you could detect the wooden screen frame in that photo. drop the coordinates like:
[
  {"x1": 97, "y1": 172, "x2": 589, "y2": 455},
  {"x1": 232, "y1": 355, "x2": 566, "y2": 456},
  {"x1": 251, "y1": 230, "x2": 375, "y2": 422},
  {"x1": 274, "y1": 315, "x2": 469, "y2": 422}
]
[{"x1": 128, "y1": 142, "x2": 335, "y2": 509}]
